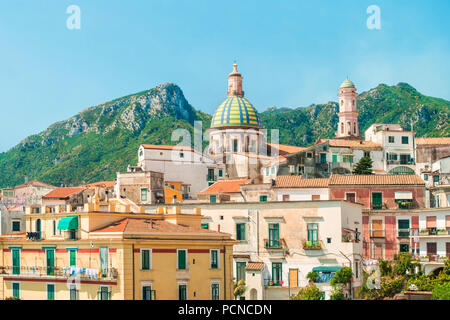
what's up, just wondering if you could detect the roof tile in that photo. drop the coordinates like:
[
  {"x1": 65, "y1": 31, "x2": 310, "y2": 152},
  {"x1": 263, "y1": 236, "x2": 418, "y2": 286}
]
[{"x1": 275, "y1": 176, "x2": 330, "y2": 188}]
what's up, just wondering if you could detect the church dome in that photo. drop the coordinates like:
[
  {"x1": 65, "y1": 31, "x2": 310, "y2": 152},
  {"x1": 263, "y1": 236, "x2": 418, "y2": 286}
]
[
  {"x1": 210, "y1": 96, "x2": 261, "y2": 129},
  {"x1": 340, "y1": 79, "x2": 355, "y2": 88}
]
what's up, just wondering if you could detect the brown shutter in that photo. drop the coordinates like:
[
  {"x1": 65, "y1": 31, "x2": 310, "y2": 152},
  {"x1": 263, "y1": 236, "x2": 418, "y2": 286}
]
[
  {"x1": 283, "y1": 195, "x2": 290, "y2": 202},
  {"x1": 372, "y1": 219, "x2": 383, "y2": 237},
  {"x1": 446, "y1": 216, "x2": 450, "y2": 228},
  {"x1": 346, "y1": 193, "x2": 356, "y2": 203},
  {"x1": 289, "y1": 269, "x2": 298, "y2": 287},
  {"x1": 446, "y1": 242, "x2": 450, "y2": 257},
  {"x1": 427, "y1": 242, "x2": 437, "y2": 255},
  {"x1": 426, "y1": 216, "x2": 437, "y2": 228},
  {"x1": 312, "y1": 195, "x2": 320, "y2": 201}
]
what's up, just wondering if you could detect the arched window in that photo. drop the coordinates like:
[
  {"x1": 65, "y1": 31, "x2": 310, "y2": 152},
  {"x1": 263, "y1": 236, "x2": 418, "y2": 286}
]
[
  {"x1": 353, "y1": 122, "x2": 357, "y2": 134},
  {"x1": 340, "y1": 100, "x2": 343, "y2": 106},
  {"x1": 347, "y1": 121, "x2": 351, "y2": 134},
  {"x1": 341, "y1": 123, "x2": 344, "y2": 134}
]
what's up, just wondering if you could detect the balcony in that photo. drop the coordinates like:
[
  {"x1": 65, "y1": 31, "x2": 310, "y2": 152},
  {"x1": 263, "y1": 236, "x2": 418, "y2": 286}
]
[
  {"x1": 419, "y1": 228, "x2": 450, "y2": 236},
  {"x1": 0, "y1": 266, "x2": 118, "y2": 282},
  {"x1": 206, "y1": 174, "x2": 217, "y2": 182},
  {"x1": 303, "y1": 240, "x2": 323, "y2": 250},
  {"x1": 264, "y1": 238, "x2": 287, "y2": 250},
  {"x1": 371, "y1": 229, "x2": 385, "y2": 238},
  {"x1": 264, "y1": 278, "x2": 284, "y2": 287},
  {"x1": 26, "y1": 232, "x2": 44, "y2": 241},
  {"x1": 419, "y1": 255, "x2": 448, "y2": 262},
  {"x1": 397, "y1": 228, "x2": 410, "y2": 238}
]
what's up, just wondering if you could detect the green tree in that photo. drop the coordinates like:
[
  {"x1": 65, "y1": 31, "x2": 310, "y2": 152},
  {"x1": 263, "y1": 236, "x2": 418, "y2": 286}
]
[
  {"x1": 306, "y1": 271, "x2": 318, "y2": 283},
  {"x1": 352, "y1": 156, "x2": 373, "y2": 175},
  {"x1": 432, "y1": 282, "x2": 450, "y2": 300},
  {"x1": 233, "y1": 280, "x2": 247, "y2": 300},
  {"x1": 292, "y1": 284, "x2": 323, "y2": 300}
]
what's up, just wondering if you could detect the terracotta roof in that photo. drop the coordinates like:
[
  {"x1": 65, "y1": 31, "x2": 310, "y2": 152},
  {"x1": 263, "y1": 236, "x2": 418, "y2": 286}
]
[
  {"x1": 14, "y1": 180, "x2": 56, "y2": 189},
  {"x1": 275, "y1": 176, "x2": 330, "y2": 188},
  {"x1": 80, "y1": 181, "x2": 115, "y2": 188},
  {"x1": 246, "y1": 262, "x2": 265, "y2": 271},
  {"x1": 141, "y1": 144, "x2": 195, "y2": 152},
  {"x1": 266, "y1": 143, "x2": 306, "y2": 155},
  {"x1": 92, "y1": 218, "x2": 228, "y2": 235},
  {"x1": 42, "y1": 187, "x2": 86, "y2": 199},
  {"x1": 321, "y1": 139, "x2": 382, "y2": 150},
  {"x1": 415, "y1": 137, "x2": 450, "y2": 146},
  {"x1": 329, "y1": 174, "x2": 425, "y2": 186},
  {"x1": 198, "y1": 179, "x2": 251, "y2": 194}
]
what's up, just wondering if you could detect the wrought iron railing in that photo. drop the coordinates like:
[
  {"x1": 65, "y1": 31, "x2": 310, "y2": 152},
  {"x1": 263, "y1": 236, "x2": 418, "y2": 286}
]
[{"x1": 0, "y1": 266, "x2": 118, "y2": 281}]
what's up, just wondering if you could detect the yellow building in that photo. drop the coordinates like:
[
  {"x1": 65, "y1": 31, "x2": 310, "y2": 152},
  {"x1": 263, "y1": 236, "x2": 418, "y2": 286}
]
[
  {"x1": 164, "y1": 181, "x2": 191, "y2": 204},
  {"x1": 0, "y1": 200, "x2": 236, "y2": 300}
]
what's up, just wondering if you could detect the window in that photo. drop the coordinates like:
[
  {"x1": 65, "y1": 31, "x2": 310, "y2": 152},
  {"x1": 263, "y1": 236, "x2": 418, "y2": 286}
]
[
  {"x1": 47, "y1": 283, "x2": 55, "y2": 300},
  {"x1": 210, "y1": 250, "x2": 219, "y2": 269},
  {"x1": 178, "y1": 284, "x2": 187, "y2": 300},
  {"x1": 210, "y1": 195, "x2": 217, "y2": 203},
  {"x1": 211, "y1": 283, "x2": 220, "y2": 300},
  {"x1": 97, "y1": 286, "x2": 110, "y2": 300},
  {"x1": 53, "y1": 220, "x2": 56, "y2": 235},
  {"x1": 140, "y1": 188, "x2": 148, "y2": 202},
  {"x1": 233, "y1": 139, "x2": 238, "y2": 152},
  {"x1": 355, "y1": 261, "x2": 359, "y2": 279},
  {"x1": 388, "y1": 136, "x2": 394, "y2": 143},
  {"x1": 100, "y1": 247, "x2": 108, "y2": 277},
  {"x1": 179, "y1": 152, "x2": 184, "y2": 158},
  {"x1": 12, "y1": 282, "x2": 20, "y2": 299},
  {"x1": 177, "y1": 249, "x2": 187, "y2": 270},
  {"x1": 201, "y1": 223, "x2": 209, "y2": 230},
  {"x1": 218, "y1": 169, "x2": 223, "y2": 177},
  {"x1": 372, "y1": 192, "x2": 383, "y2": 209},
  {"x1": 265, "y1": 168, "x2": 269, "y2": 176},
  {"x1": 353, "y1": 122, "x2": 356, "y2": 134},
  {"x1": 282, "y1": 194, "x2": 290, "y2": 202},
  {"x1": 306, "y1": 152, "x2": 313, "y2": 159},
  {"x1": 236, "y1": 223, "x2": 246, "y2": 241},
  {"x1": 271, "y1": 167, "x2": 275, "y2": 174},
  {"x1": 307, "y1": 223, "x2": 318, "y2": 246},
  {"x1": 46, "y1": 249, "x2": 55, "y2": 275},
  {"x1": 142, "y1": 285, "x2": 155, "y2": 300},
  {"x1": 272, "y1": 263, "x2": 282, "y2": 285},
  {"x1": 433, "y1": 175, "x2": 440, "y2": 183},
  {"x1": 332, "y1": 154, "x2": 338, "y2": 163},
  {"x1": 402, "y1": 136, "x2": 409, "y2": 144},
  {"x1": 260, "y1": 195, "x2": 268, "y2": 202},
  {"x1": 398, "y1": 220, "x2": 410, "y2": 237},
  {"x1": 320, "y1": 153, "x2": 327, "y2": 164},
  {"x1": 364, "y1": 151, "x2": 370, "y2": 158},
  {"x1": 399, "y1": 244, "x2": 410, "y2": 253},
  {"x1": 69, "y1": 250, "x2": 77, "y2": 267},
  {"x1": 141, "y1": 249, "x2": 151, "y2": 270},
  {"x1": 327, "y1": 238, "x2": 332, "y2": 244},
  {"x1": 424, "y1": 174, "x2": 429, "y2": 181},
  {"x1": 236, "y1": 262, "x2": 246, "y2": 282},
  {"x1": 12, "y1": 249, "x2": 20, "y2": 275},
  {"x1": 69, "y1": 284, "x2": 78, "y2": 300},
  {"x1": 346, "y1": 193, "x2": 356, "y2": 203},
  {"x1": 268, "y1": 223, "x2": 280, "y2": 247},
  {"x1": 343, "y1": 155, "x2": 353, "y2": 163},
  {"x1": 312, "y1": 195, "x2": 321, "y2": 201},
  {"x1": 12, "y1": 221, "x2": 20, "y2": 232}
]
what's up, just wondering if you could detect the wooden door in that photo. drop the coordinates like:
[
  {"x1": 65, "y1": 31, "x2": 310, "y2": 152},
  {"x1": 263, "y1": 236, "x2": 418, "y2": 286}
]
[
  {"x1": 372, "y1": 219, "x2": 383, "y2": 237},
  {"x1": 289, "y1": 269, "x2": 298, "y2": 287}
]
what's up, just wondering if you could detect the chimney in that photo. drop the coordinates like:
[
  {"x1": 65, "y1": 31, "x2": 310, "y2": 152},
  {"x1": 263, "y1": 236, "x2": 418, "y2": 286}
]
[{"x1": 218, "y1": 224, "x2": 221, "y2": 232}]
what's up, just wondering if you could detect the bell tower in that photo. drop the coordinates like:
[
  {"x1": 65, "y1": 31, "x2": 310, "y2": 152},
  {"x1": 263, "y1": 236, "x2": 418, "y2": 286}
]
[{"x1": 336, "y1": 79, "x2": 359, "y2": 138}]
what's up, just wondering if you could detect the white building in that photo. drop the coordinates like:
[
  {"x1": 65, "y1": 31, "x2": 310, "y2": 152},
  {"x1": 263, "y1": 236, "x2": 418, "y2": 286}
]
[
  {"x1": 416, "y1": 208, "x2": 450, "y2": 275},
  {"x1": 137, "y1": 144, "x2": 225, "y2": 198}
]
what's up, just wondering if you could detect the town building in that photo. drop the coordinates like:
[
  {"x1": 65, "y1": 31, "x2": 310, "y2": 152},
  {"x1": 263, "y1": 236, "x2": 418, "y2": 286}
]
[
  {"x1": 413, "y1": 207, "x2": 450, "y2": 275},
  {"x1": 115, "y1": 170, "x2": 165, "y2": 205},
  {"x1": 0, "y1": 201, "x2": 236, "y2": 300},
  {"x1": 144, "y1": 201, "x2": 363, "y2": 300}
]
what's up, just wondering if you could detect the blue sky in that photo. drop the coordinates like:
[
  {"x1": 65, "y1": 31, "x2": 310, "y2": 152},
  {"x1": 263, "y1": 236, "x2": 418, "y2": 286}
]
[{"x1": 0, "y1": 0, "x2": 449, "y2": 152}]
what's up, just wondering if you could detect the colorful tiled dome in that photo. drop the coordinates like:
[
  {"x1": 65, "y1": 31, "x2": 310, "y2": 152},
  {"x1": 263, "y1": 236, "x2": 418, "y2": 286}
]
[{"x1": 210, "y1": 96, "x2": 261, "y2": 128}]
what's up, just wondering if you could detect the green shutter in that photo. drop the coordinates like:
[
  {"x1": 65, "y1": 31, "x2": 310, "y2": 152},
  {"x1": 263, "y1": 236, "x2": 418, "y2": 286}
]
[
  {"x1": 210, "y1": 195, "x2": 217, "y2": 203},
  {"x1": 269, "y1": 224, "x2": 279, "y2": 247},
  {"x1": 13, "y1": 283, "x2": 20, "y2": 299},
  {"x1": 211, "y1": 250, "x2": 218, "y2": 269},
  {"x1": 201, "y1": 223, "x2": 209, "y2": 229},
  {"x1": 47, "y1": 284, "x2": 55, "y2": 300},
  {"x1": 141, "y1": 188, "x2": 148, "y2": 201},
  {"x1": 100, "y1": 247, "x2": 108, "y2": 276},
  {"x1": 46, "y1": 250, "x2": 55, "y2": 275},
  {"x1": 142, "y1": 250, "x2": 150, "y2": 270},
  {"x1": 69, "y1": 250, "x2": 76, "y2": 267},
  {"x1": 12, "y1": 249, "x2": 20, "y2": 275},
  {"x1": 178, "y1": 250, "x2": 186, "y2": 270},
  {"x1": 372, "y1": 193, "x2": 382, "y2": 206},
  {"x1": 236, "y1": 262, "x2": 246, "y2": 282},
  {"x1": 332, "y1": 154, "x2": 337, "y2": 163}
]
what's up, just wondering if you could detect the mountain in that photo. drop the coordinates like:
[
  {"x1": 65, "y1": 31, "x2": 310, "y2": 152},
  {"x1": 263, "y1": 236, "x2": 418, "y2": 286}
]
[
  {"x1": 0, "y1": 82, "x2": 448, "y2": 188},
  {"x1": 0, "y1": 83, "x2": 211, "y2": 187}
]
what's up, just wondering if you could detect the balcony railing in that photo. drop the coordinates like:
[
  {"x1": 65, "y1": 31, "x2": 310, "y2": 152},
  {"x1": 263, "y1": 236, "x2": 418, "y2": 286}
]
[
  {"x1": 371, "y1": 229, "x2": 385, "y2": 238},
  {"x1": 264, "y1": 278, "x2": 284, "y2": 287},
  {"x1": 206, "y1": 174, "x2": 217, "y2": 182},
  {"x1": 0, "y1": 266, "x2": 118, "y2": 281},
  {"x1": 26, "y1": 232, "x2": 44, "y2": 241},
  {"x1": 264, "y1": 238, "x2": 287, "y2": 250},
  {"x1": 419, "y1": 228, "x2": 449, "y2": 236},
  {"x1": 303, "y1": 240, "x2": 323, "y2": 250}
]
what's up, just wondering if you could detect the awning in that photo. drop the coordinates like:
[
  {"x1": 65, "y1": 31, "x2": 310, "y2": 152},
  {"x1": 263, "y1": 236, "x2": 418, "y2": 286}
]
[
  {"x1": 395, "y1": 191, "x2": 412, "y2": 200},
  {"x1": 57, "y1": 216, "x2": 78, "y2": 230},
  {"x1": 312, "y1": 266, "x2": 344, "y2": 272}
]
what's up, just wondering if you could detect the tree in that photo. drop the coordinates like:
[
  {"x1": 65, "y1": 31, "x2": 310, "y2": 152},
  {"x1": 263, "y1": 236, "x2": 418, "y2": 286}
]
[
  {"x1": 291, "y1": 284, "x2": 323, "y2": 300},
  {"x1": 306, "y1": 271, "x2": 318, "y2": 283},
  {"x1": 330, "y1": 267, "x2": 353, "y2": 300},
  {"x1": 432, "y1": 282, "x2": 450, "y2": 300},
  {"x1": 233, "y1": 280, "x2": 247, "y2": 300},
  {"x1": 352, "y1": 156, "x2": 373, "y2": 175}
]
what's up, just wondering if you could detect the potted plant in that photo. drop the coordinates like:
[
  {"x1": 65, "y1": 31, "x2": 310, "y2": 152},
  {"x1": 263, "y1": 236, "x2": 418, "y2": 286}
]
[
  {"x1": 419, "y1": 229, "x2": 428, "y2": 235},
  {"x1": 438, "y1": 229, "x2": 448, "y2": 235}
]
